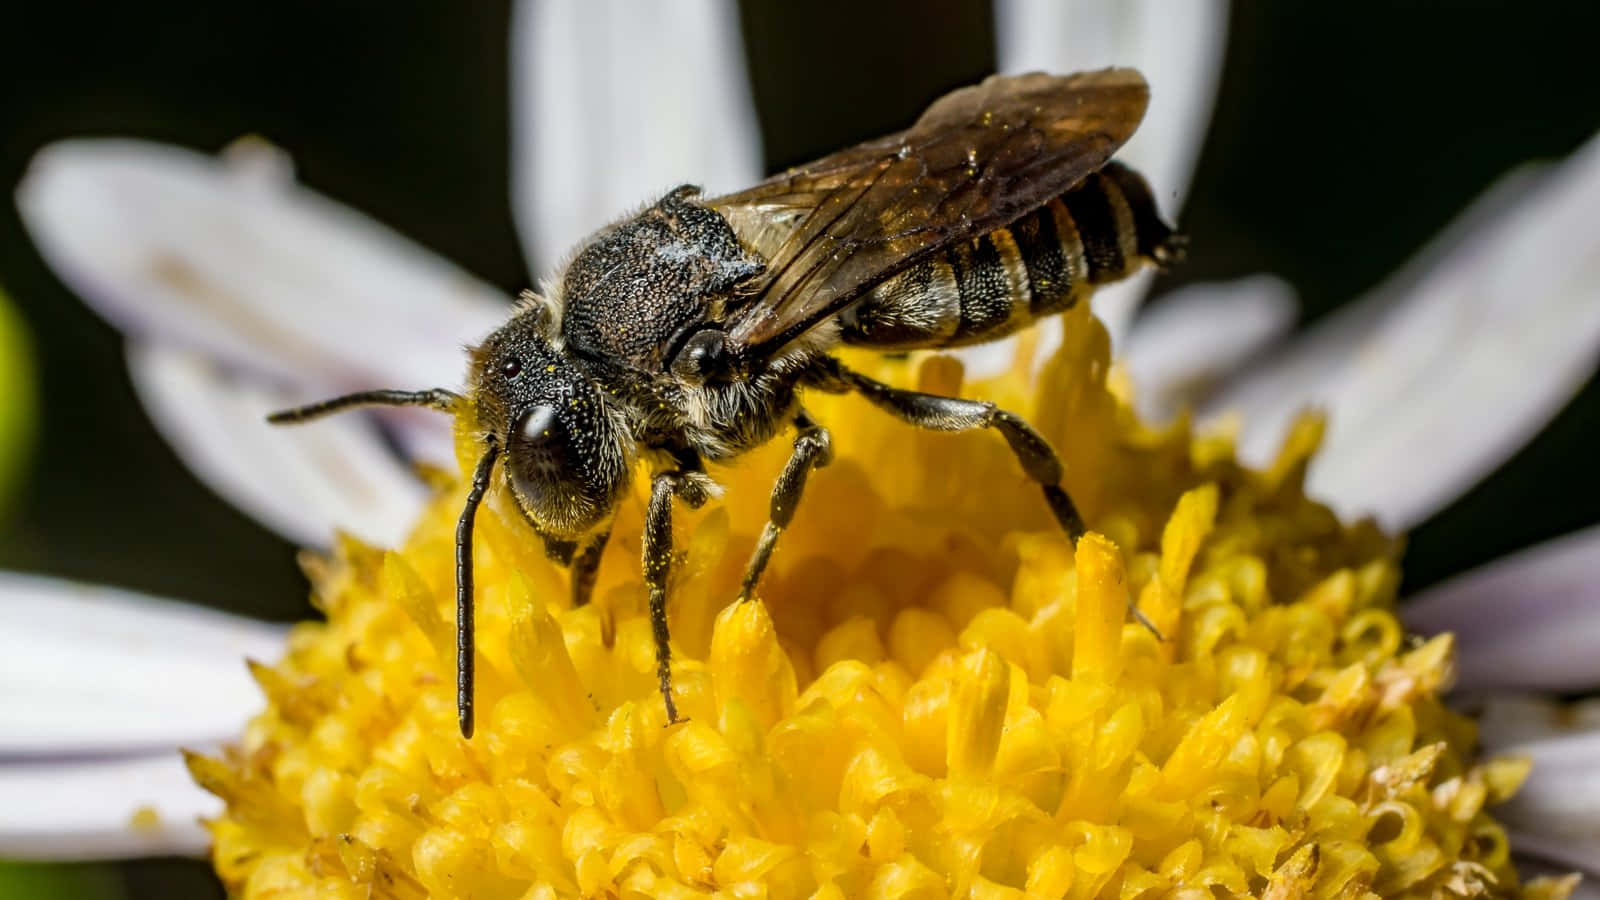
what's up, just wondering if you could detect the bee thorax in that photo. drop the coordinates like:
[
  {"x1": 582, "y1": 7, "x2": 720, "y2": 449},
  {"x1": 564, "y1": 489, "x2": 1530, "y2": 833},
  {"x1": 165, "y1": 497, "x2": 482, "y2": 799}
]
[{"x1": 557, "y1": 185, "x2": 763, "y2": 372}]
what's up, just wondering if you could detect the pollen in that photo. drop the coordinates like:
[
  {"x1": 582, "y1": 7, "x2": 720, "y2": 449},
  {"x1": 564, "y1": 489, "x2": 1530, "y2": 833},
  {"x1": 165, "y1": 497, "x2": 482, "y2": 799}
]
[{"x1": 191, "y1": 304, "x2": 1570, "y2": 898}]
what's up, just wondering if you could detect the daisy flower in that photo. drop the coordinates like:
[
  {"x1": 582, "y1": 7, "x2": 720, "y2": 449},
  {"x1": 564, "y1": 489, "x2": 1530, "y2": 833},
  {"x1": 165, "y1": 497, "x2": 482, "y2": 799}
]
[{"x1": 6, "y1": 0, "x2": 1599, "y2": 895}]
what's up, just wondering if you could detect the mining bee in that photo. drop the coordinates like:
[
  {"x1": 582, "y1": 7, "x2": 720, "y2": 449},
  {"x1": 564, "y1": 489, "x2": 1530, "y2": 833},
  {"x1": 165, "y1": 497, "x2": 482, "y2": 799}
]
[{"x1": 270, "y1": 69, "x2": 1183, "y2": 737}]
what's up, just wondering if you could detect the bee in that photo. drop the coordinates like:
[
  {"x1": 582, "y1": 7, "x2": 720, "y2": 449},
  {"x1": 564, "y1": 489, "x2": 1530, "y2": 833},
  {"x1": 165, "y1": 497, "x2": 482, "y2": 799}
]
[{"x1": 270, "y1": 69, "x2": 1183, "y2": 737}]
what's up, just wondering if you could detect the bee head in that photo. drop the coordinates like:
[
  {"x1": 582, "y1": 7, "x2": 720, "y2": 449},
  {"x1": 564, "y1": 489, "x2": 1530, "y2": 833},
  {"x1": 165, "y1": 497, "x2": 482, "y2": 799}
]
[{"x1": 469, "y1": 304, "x2": 631, "y2": 539}]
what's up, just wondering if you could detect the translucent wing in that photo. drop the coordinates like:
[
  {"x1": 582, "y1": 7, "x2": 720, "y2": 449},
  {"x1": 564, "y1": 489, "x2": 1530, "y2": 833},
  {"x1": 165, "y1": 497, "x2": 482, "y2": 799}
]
[{"x1": 709, "y1": 69, "x2": 1148, "y2": 360}]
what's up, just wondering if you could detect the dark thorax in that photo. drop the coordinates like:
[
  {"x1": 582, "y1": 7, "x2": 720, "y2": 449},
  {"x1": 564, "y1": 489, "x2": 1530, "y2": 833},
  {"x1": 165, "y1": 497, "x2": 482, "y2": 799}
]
[{"x1": 553, "y1": 185, "x2": 809, "y2": 461}]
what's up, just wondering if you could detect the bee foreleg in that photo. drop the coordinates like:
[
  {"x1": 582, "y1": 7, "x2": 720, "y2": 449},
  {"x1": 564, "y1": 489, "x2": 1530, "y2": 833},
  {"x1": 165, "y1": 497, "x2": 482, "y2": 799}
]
[
  {"x1": 644, "y1": 470, "x2": 687, "y2": 725},
  {"x1": 738, "y1": 411, "x2": 833, "y2": 604}
]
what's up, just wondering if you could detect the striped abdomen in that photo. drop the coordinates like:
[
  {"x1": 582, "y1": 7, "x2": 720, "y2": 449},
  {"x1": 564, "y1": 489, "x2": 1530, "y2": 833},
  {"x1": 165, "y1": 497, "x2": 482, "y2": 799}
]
[{"x1": 839, "y1": 161, "x2": 1182, "y2": 350}]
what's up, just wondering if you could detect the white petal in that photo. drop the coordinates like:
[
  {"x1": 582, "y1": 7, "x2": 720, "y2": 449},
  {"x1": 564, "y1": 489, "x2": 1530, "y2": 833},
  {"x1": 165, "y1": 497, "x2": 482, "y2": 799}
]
[
  {"x1": 1514, "y1": 861, "x2": 1598, "y2": 899},
  {"x1": 16, "y1": 137, "x2": 508, "y2": 395},
  {"x1": 0, "y1": 572, "x2": 282, "y2": 758},
  {"x1": 1464, "y1": 696, "x2": 1600, "y2": 876},
  {"x1": 1472, "y1": 694, "x2": 1600, "y2": 754},
  {"x1": 1119, "y1": 274, "x2": 1297, "y2": 422},
  {"x1": 512, "y1": 0, "x2": 763, "y2": 273},
  {"x1": 0, "y1": 753, "x2": 212, "y2": 860},
  {"x1": 1206, "y1": 134, "x2": 1600, "y2": 530},
  {"x1": 1516, "y1": 853, "x2": 1600, "y2": 893},
  {"x1": 994, "y1": 0, "x2": 1229, "y2": 345},
  {"x1": 1403, "y1": 525, "x2": 1600, "y2": 693},
  {"x1": 1493, "y1": 728, "x2": 1600, "y2": 875},
  {"x1": 128, "y1": 343, "x2": 427, "y2": 548},
  {"x1": 1203, "y1": 165, "x2": 1548, "y2": 470}
]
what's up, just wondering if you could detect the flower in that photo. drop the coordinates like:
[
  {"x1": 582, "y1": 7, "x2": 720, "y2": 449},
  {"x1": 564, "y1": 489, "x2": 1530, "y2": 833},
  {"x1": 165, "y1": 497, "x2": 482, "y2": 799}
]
[
  {"x1": 3, "y1": 0, "x2": 1598, "y2": 893},
  {"x1": 190, "y1": 317, "x2": 1561, "y2": 897}
]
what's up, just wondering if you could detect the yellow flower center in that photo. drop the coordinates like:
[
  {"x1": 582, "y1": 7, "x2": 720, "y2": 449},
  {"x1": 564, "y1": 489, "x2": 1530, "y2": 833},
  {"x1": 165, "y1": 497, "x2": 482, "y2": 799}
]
[{"x1": 190, "y1": 305, "x2": 1569, "y2": 898}]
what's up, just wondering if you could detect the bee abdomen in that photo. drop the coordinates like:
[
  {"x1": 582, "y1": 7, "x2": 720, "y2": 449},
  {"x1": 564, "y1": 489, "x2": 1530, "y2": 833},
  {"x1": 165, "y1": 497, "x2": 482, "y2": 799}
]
[{"x1": 840, "y1": 161, "x2": 1179, "y2": 351}]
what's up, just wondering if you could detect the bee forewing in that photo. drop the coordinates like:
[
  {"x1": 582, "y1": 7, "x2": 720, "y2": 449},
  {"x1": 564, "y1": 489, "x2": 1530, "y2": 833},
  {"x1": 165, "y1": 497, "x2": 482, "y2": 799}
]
[
  {"x1": 712, "y1": 70, "x2": 1149, "y2": 360},
  {"x1": 994, "y1": 0, "x2": 1226, "y2": 216}
]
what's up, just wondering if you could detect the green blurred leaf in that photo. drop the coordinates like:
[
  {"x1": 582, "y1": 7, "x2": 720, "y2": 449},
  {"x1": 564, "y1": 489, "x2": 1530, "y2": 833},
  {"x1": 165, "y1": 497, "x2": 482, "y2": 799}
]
[
  {"x1": 0, "y1": 862, "x2": 125, "y2": 900},
  {"x1": 0, "y1": 285, "x2": 36, "y2": 514}
]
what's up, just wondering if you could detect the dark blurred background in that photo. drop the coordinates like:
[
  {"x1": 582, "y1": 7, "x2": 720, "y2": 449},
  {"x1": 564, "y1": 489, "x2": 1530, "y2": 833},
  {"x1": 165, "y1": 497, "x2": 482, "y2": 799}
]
[{"x1": 2, "y1": 2, "x2": 1598, "y2": 896}]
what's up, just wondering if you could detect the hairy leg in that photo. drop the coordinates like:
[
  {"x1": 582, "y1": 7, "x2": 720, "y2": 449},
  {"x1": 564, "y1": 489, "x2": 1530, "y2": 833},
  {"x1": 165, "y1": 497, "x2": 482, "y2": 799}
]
[
  {"x1": 738, "y1": 411, "x2": 833, "y2": 603},
  {"x1": 835, "y1": 367, "x2": 1085, "y2": 537},
  {"x1": 643, "y1": 471, "x2": 687, "y2": 723},
  {"x1": 828, "y1": 363, "x2": 1161, "y2": 636}
]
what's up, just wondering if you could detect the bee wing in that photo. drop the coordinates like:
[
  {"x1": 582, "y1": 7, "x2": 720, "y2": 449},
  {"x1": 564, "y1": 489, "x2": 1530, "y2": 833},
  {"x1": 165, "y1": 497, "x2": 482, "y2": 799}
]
[{"x1": 709, "y1": 69, "x2": 1149, "y2": 359}]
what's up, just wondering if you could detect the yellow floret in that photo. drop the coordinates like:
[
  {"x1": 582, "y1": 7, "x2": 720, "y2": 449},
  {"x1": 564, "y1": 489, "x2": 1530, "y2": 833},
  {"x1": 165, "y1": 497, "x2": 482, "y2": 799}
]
[{"x1": 191, "y1": 304, "x2": 1571, "y2": 898}]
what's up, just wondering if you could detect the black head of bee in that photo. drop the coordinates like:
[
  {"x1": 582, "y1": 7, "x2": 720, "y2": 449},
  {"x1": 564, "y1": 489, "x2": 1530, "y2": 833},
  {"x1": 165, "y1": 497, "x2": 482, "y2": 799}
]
[{"x1": 468, "y1": 306, "x2": 632, "y2": 540}]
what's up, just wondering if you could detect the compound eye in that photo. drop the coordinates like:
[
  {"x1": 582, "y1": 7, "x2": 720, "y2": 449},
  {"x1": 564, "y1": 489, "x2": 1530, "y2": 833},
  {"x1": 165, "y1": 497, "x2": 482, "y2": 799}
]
[
  {"x1": 671, "y1": 329, "x2": 727, "y2": 382},
  {"x1": 501, "y1": 356, "x2": 523, "y2": 378},
  {"x1": 515, "y1": 404, "x2": 560, "y2": 446}
]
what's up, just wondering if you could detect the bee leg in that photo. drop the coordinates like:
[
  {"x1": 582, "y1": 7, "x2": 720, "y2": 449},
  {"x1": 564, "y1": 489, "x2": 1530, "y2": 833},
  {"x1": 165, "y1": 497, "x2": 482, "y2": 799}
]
[
  {"x1": 834, "y1": 367, "x2": 1084, "y2": 536},
  {"x1": 569, "y1": 529, "x2": 611, "y2": 608},
  {"x1": 836, "y1": 367, "x2": 1163, "y2": 637},
  {"x1": 738, "y1": 411, "x2": 833, "y2": 604},
  {"x1": 644, "y1": 470, "x2": 685, "y2": 724}
]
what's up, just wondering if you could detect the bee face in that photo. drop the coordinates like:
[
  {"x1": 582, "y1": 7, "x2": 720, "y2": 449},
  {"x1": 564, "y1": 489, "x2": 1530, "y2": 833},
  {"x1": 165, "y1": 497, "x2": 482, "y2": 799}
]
[{"x1": 470, "y1": 310, "x2": 631, "y2": 539}]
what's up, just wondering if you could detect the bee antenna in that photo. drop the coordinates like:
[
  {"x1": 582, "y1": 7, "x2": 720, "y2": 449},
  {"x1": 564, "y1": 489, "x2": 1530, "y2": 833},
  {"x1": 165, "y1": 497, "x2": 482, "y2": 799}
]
[
  {"x1": 455, "y1": 439, "x2": 500, "y2": 738},
  {"x1": 266, "y1": 388, "x2": 461, "y2": 424}
]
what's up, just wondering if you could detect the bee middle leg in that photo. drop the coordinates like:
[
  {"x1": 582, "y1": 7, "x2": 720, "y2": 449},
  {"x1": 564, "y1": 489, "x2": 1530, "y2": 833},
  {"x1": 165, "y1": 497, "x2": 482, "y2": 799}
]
[
  {"x1": 738, "y1": 410, "x2": 833, "y2": 603},
  {"x1": 642, "y1": 465, "x2": 714, "y2": 725}
]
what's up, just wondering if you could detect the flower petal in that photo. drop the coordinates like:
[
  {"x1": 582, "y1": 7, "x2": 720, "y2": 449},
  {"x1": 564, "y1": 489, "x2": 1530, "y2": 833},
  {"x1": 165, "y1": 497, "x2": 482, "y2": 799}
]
[
  {"x1": 1494, "y1": 728, "x2": 1600, "y2": 876},
  {"x1": 0, "y1": 753, "x2": 211, "y2": 860},
  {"x1": 1403, "y1": 525, "x2": 1600, "y2": 693},
  {"x1": 0, "y1": 571, "x2": 282, "y2": 758},
  {"x1": 1457, "y1": 696, "x2": 1600, "y2": 877},
  {"x1": 511, "y1": 0, "x2": 763, "y2": 273},
  {"x1": 1516, "y1": 859, "x2": 1599, "y2": 898},
  {"x1": 994, "y1": 0, "x2": 1229, "y2": 346},
  {"x1": 16, "y1": 137, "x2": 508, "y2": 395},
  {"x1": 1119, "y1": 274, "x2": 1297, "y2": 422},
  {"x1": 127, "y1": 343, "x2": 427, "y2": 548},
  {"x1": 1510, "y1": 832, "x2": 1600, "y2": 883},
  {"x1": 1472, "y1": 694, "x2": 1600, "y2": 754},
  {"x1": 1206, "y1": 134, "x2": 1600, "y2": 530}
]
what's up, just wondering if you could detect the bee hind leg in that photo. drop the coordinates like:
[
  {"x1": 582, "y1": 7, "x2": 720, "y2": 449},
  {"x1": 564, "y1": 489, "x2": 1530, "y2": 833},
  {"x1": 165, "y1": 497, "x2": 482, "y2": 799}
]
[
  {"x1": 738, "y1": 411, "x2": 833, "y2": 604},
  {"x1": 832, "y1": 366, "x2": 1084, "y2": 536},
  {"x1": 832, "y1": 364, "x2": 1163, "y2": 638}
]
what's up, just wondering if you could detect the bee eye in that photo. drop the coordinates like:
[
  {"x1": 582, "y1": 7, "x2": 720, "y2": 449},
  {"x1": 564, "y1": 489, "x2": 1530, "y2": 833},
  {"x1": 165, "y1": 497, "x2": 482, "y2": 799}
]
[
  {"x1": 515, "y1": 404, "x2": 560, "y2": 446},
  {"x1": 501, "y1": 357, "x2": 523, "y2": 378}
]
